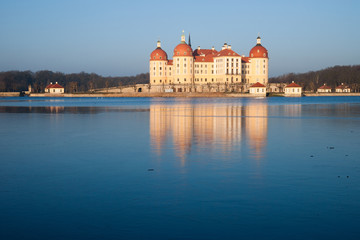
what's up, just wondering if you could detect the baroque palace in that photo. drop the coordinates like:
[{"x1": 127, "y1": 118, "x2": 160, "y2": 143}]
[{"x1": 149, "y1": 31, "x2": 269, "y2": 93}]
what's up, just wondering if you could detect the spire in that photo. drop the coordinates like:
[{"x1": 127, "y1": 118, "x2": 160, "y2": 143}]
[
  {"x1": 257, "y1": 35, "x2": 261, "y2": 45},
  {"x1": 181, "y1": 30, "x2": 186, "y2": 43},
  {"x1": 188, "y1": 33, "x2": 191, "y2": 47}
]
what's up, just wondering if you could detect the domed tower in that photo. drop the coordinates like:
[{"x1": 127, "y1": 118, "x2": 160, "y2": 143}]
[
  {"x1": 173, "y1": 31, "x2": 194, "y2": 87},
  {"x1": 248, "y1": 36, "x2": 269, "y2": 85},
  {"x1": 150, "y1": 40, "x2": 168, "y2": 86}
]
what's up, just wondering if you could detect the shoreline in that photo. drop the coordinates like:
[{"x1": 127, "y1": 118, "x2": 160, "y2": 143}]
[{"x1": 2, "y1": 92, "x2": 360, "y2": 98}]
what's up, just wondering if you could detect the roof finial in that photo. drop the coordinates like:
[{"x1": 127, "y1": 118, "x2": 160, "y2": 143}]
[{"x1": 181, "y1": 30, "x2": 186, "y2": 43}]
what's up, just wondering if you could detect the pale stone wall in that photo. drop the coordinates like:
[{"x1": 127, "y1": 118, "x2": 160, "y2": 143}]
[
  {"x1": 46, "y1": 88, "x2": 64, "y2": 94},
  {"x1": 336, "y1": 88, "x2": 350, "y2": 93},
  {"x1": 150, "y1": 60, "x2": 169, "y2": 85},
  {"x1": 248, "y1": 58, "x2": 268, "y2": 85},
  {"x1": 172, "y1": 56, "x2": 193, "y2": 85},
  {"x1": 194, "y1": 62, "x2": 215, "y2": 84},
  {"x1": 318, "y1": 88, "x2": 331, "y2": 93},
  {"x1": 0, "y1": 92, "x2": 20, "y2": 96},
  {"x1": 249, "y1": 87, "x2": 266, "y2": 96},
  {"x1": 285, "y1": 87, "x2": 302, "y2": 97},
  {"x1": 269, "y1": 83, "x2": 286, "y2": 93}
]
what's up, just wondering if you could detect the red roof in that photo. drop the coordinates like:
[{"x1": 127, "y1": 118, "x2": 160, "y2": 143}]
[
  {"x1": 249, "y1": 45, "x2": 268, "y2": 58},
  {"x1": 193, "y1": 49, "x2": 218, "y2": 56},
  {"x1": 45, "y1": 83, "x2": 63, "y2": 89},
  {"x1": 241, "y1": 57, "x2": 250, "y2": 63},
  {"x1": 250, "y1": 82, "x2": 266, "y2": 88},
  {"x1": 286, "y1": 82, "x2": 301, "y2": 88},
  {"x1": 173, "y1": 43, "x2": 193, "y2": 57},
  {"x1": 195, "y1": 55, "x2": 214, "y2": 62},
  {"x1": 336, "y1": 84, "x2": 349, "y2": 89},
  {"x1": 318, "y1": 85, "x2": 332, "y2": 89},
  {"x1": 193, "y1": 48, "x2": 218, "y2": 62},
  {"x1": 214, "y1": 48, "x2": 240, "y2": 57},
  {"x1": 150, "y1": 48, "x2": 168, "y2": 61}
]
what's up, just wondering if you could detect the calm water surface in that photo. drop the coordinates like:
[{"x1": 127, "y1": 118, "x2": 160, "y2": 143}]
[{"x1": 1, "y1": 96, "x2": 360, "y2": 239}]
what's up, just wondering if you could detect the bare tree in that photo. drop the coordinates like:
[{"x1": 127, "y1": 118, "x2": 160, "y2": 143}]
[
  {"x1": 207, "y1": 82, "x2": 212, "y2": 92},
  {"x1": 105, "y1": 80, "x2": 109, "y2": 92},
  {"x1": 88, "y1": 81, "x2": 94, "y2": 93}
]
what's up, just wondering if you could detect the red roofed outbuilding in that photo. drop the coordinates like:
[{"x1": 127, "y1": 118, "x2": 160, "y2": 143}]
[
  {"x1": 285, "y1": 81, "x2": 302, "y2": 97},
  {"x1": 249, "y1": 82, "x2": 266, "y2": 96},
  {"x1": 317, "y1": 84, "x2": 332, "y2": 93},
  {"x1": 45, "y1": 82, "x2": 64, "y2": 94},
  {"x1": 335, "y1": 83, "x2": 351, "y2": 93}
]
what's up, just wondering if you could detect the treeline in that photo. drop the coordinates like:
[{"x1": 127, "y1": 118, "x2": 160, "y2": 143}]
[
  {"x1": 269, "y1": 65, "x2": 360, "y2": 92},
  {"x1": 0, "y1": 71, "x2": 149, "y2": 93}
]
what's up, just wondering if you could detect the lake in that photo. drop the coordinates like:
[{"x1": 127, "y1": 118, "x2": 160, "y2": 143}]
[{"x1": 1, "y1": 96, "x2": 360, "y2": 239}]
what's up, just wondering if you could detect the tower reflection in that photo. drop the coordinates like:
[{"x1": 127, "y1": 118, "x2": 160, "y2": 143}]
[{"x1": 150, "y1": 102, "x2": 268, "y2": 164}]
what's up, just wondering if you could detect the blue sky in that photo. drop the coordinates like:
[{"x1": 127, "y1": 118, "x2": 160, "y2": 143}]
[{"x1": 0, "y1": 0, "x2": 359, "y2": 77}]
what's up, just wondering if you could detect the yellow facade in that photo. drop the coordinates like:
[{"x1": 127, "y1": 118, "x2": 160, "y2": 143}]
[{"x1": 149, "y1": 33, "x2": 269, "y2": 92}]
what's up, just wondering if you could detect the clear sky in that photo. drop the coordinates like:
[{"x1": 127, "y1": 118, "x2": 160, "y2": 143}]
[{"x1": 0, "y1": 0, "x2": 359, "y2": 77}]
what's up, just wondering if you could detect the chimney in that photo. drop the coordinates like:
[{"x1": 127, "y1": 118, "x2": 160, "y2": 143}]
[
  {"x1": 228, "y1": 45, "x2": 232, "y2": 50},
  {"x1": 50, "y1": 82, "x2": 53, "y2": 84},
  {"x1": 56, "y1": 82, "x2": 58, "y2": 84},
  {"x1": 242, "y1": 55, "x2": 245, "y2": 57},
  {"x1": 224, "y1": 43, "x2": 228, "y2": 49},
  {"x1": 292, "y1": 81, "x2": 294, "y2": 83},
  {"x1": 212, "y1": 46, "x2": 215, "y2": 51},
  {"x1": 198, "y1": 46, "x2": 200, "y2": 51}
]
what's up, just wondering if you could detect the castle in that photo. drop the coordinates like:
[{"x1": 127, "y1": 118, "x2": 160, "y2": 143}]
[{"x1": 149, "y1": 31, "x2": 269, "y2": 93}]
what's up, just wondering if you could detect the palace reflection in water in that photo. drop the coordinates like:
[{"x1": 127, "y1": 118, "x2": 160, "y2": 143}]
[{"x1": 150, "y1": 102, "x2": 268, "y2": 163}]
